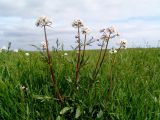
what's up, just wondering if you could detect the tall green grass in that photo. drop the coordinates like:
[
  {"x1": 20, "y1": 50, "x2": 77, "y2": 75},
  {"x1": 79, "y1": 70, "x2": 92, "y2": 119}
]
[{"x1": 0, "y1": 48, "x2": 160, "y2": 120}]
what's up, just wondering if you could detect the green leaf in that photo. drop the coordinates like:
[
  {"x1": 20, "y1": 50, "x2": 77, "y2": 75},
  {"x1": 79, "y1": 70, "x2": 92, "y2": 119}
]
[
  {"x1": 66, "y1": 77, "x2": 72, "y2": 83},
  {"x1": 26, "y1": 104, "x2": 29, "y2": 115},
  {"x1": 32, "y1": 95, "x2": 51, "y2": 102},
  {"x1": 97, "y1": 110, "x2": 103, "y2": 118},
  {"x1": 75, "y1": 106, "x2": 81, "y2": 119},
  {"x1": 60, "y1": 107, "x2": 72, "y2": 115}
]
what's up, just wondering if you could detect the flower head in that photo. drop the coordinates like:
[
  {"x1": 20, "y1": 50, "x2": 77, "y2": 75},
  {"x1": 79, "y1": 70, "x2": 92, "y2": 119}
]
[
  {"x1": 81, "y1": 27, "x2": 91, "y2": 35},
  {"x1": 117, "y1": 39, "x2": 127, "y2": 48},
  {"x1": 100, "y1": 34, "x2": 110, "y2": 42},
  {"x1": 20, "y1": 85, "x2": 28, "y2": 92},
  {"x1": 14, "y1": 49, "x2": 18, "y2": 52},
  {"x1": 109, "y1": 48, "x2": 117, "y2": 54},
  {"x1": 36, "y1": 16, "x2": 52, "y2": 27},
  {"x1": 64, "y1": 52, "x2": 68, "y2": 56},
  {"x1": 72, "y1": 19, "x2": 84, "y2": 28},
  {"x1": 25, "y1": 53, "x2": 30, "y2": 56},
  {"x1": 107, "y1": 26, "x2": 119, "y2": 35},
  {"x1": 100, "y1": 26, "x2": 119, "y2": 42}
]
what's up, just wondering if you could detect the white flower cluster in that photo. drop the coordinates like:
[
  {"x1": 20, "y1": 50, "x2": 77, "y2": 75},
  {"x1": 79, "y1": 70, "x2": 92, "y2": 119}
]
[
  {"x1": 117, "y1": 39, "x2": 127, "y2": 49},
  {"x1": 14, "y1": 49, "x2": 19, "y2": 52},
  {"x1": 36, "y1": 16, "x2": 52, "y2": 27},
  {"x1": 81, "y1": 27, "x2": 91, "y2": 35},
  {"x1": 25, "y1": 53, "x2": 30, "y2": 56},
  {"x1": 109, "y1": 48, "x2": 117, "y2": 54},
  {"x1": 72, "y1": 19, "x2": 91, "y2": 35},
  {"x1": 100, "y1": 26, "x2": 119, "y2": 42},
  {"x1": 72, "y1": 19, "x2": 84, "y2": 28},
  {"x1": 64, "y1": 52, "x2": 68, "y2": 56},
  {"x1": 20, "y1": 85, "x2": 28, "y2": 91}
]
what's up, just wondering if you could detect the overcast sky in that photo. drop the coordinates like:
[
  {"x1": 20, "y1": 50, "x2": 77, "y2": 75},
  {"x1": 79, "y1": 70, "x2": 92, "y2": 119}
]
[{"x1": 0, "y1": 0, "x2": 160, "y2": 50}]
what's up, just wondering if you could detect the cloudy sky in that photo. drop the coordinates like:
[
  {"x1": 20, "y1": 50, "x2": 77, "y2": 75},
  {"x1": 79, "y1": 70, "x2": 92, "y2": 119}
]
[{"x1": 0, "y1": 0, "x2": 160, "y2": 50}]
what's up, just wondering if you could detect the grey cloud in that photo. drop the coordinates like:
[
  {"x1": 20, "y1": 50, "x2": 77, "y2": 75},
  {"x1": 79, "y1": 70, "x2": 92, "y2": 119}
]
[{"x1": 0, "y1": 0, "x2": 160, "y2": 50}]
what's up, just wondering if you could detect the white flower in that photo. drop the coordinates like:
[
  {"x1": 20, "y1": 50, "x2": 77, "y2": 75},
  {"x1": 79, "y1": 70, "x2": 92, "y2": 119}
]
[
  {"x1": 14, "y1": 49, "x2": 18, "y2": 52},
  {"x1": 109, "y1": 48, "x2": 117, "y2": 54},
  {"x1": 100, "y1": 34, "x2": 110, "y2": 41},
  {"x1": 81, "y1": 27, "x2": 91, "y2": 34},
  {"x1": 25, "y1": 53, "x2": 30, "y2": 56},
  {"x1": 36, "y1": 16, "x2": 52, "y2": 27},
  {"x1": 107, "y1": 26, "x2": 119, "y2": 35},
  {"x1": 72, "y1": 19, "x2": 84, "y2": 28},
  {"x1": 100, "y1": 26, "x2": 119, "y2": 41},
  {"x1": 1, "y1": 46, "x2": 7, "y2": 50},
  {"x1": 41, "y1": 41, "x2": 47, "y2": 49},
  {"x1": 20, "y1": 85, "x2": 28, "y2": 91},
  {"x1": 20, "y1": 86, "x2": 25, "y2": 90},
  {"x1": 64, "y1": 52, "x2": 68, "y2": 56},
  {"x1": 117, "y1": 39, "x2": 127, "y2": 48}
]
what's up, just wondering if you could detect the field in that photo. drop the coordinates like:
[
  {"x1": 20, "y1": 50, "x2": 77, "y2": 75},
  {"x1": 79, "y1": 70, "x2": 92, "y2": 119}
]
[{"x1": 0, "y1": 48, "x2": 160, "y2": 120}]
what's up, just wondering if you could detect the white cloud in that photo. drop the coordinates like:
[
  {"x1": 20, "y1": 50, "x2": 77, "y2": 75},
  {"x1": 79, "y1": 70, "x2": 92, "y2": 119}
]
[{"x1": 0, "y1": 0, "x2": 160, "y2": 50}]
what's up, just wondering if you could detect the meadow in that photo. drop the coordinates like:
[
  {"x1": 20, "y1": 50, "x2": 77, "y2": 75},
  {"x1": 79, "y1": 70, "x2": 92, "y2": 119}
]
[
  {"x1": 0, "y1": 17, "x2": 160, "y2": 120},
  {"x1": 0, "y1": 48, "x2": 160, "y2": 120}
]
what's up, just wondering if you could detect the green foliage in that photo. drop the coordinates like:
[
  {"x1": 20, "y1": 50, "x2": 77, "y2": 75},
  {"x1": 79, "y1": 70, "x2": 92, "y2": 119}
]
[{"x1": 0, "y1": 48, "x2": 160, "y2": 119}]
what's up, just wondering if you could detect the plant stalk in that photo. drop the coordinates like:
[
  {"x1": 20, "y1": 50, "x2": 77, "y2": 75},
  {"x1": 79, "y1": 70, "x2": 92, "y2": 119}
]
[
  {"x1": 76, "y1": 26, "x2": 81, "y2": 84},
  {"x1": 43, "y1": 26, "x2": 63, "y2": 102}
]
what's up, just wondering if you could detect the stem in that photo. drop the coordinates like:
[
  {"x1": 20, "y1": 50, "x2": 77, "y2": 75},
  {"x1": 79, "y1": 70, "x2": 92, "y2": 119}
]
[
  {"x1": 106, "y1": 64, "x2": 113, "y2": 103},
  {"x1": 76, "y1": 26, "x2": 81, "y2": 84},
  {"x1": 80, "y1": 34, "x2": 87, "y2": 67},
  {"x1": 42, "y1": 45, "x2": 45, "y2": 52},
  {"x1": 106, "y1": 46, "x2": 121, "y2": 103},
  {"x1": 89, "y1": 40, "x2": 104, "y2": 86},
  {"x1": 43, "y1": 26, "x2": 63, "y2": 102},
  {"x1": 93, "y1": 41, "x2": 104, "y2": 80},
  {"x1": 89, "y1": 35, "x2": 110, "y2": 88},
  {"x1": 97, "y1": 41, "x2": 109, "y2": 70},
  {"x1": 94, "y1": 41, "x2": 104, "y2": 74},
  {"x1": 94, "y1": 39, "x2": 109, "y2": 80}
]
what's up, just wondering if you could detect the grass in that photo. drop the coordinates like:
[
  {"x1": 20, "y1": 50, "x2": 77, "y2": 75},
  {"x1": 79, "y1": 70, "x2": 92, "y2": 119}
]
[{"x1": 0, "y1": 48, "x2": 160, "y2": 120}]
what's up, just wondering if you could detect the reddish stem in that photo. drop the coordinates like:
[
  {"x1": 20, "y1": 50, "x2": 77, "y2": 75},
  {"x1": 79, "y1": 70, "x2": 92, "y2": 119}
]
[
  {"x1": 43, "y1": 26, "x2": 63, "y2": 102},
  {"x1": 76, "y1": 26, "x2": 81, "y2": 84}
]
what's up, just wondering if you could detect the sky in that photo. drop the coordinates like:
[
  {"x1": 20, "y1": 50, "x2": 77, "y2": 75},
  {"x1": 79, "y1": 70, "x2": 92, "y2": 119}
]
[{"x1": 0, "y1": 0, "x2": 160, "y2": 50}]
